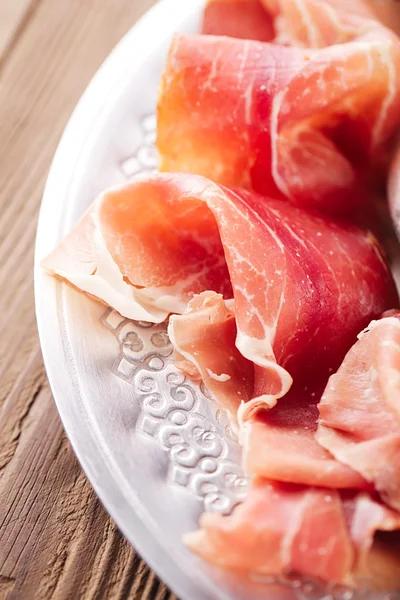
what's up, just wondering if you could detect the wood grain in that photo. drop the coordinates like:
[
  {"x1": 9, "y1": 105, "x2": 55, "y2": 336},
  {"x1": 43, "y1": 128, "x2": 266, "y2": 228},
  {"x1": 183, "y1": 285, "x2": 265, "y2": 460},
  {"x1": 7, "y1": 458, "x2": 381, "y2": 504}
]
[
  {"x1": 0, "y1": 0, "x2": 39, "y2": 65},
  {"x1": 0, "y1": 0, "x2": 178, "y2": 598}
]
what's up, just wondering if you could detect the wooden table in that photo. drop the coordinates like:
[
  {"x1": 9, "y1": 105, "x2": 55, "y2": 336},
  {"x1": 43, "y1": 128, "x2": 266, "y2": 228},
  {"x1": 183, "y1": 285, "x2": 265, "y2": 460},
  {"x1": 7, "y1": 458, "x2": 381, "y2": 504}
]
[{"x1": 0, "y1": 1, "x2": 177, "y2": 598}]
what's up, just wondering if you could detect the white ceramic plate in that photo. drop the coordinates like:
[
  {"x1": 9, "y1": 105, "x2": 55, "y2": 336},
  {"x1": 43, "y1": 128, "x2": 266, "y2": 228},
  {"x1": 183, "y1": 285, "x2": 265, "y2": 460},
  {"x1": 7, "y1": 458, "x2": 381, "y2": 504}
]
[{"x1": 34, "y1": 1, "x2": 399, "y2": 599}]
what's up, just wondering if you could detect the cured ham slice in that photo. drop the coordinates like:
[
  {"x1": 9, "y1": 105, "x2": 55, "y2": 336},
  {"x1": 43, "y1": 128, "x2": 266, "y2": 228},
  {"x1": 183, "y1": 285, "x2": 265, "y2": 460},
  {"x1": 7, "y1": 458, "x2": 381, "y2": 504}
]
[
  {"x1": 168, "y1": 292, "x2": 254, "y2": 414},
  {"x1": 203, "y1": 0, "x2": 275, "y2": 41},
  {"x1": 316, "y1": 315, "x2": 400, "y2": 512},
  {"x1": 242, "y1": 379, "x2": 369, "y2": 488},
  {"x1": 203, "y1": 0, "x2": 400, "y2": 45},
  {"x1": 42, "y1": 177, "x2": 233, "y2": 323},
  {"x1": 157, "y1": 32, "x2": 400, "y2": 214},
  {"x1": 158, "y1": 36, "x2": 303, "y2": 200},
  {"x1": 185, "y1": 479, "x2": 400, "y2": 585},
  {"x1": 346, "y1": 492, "x2": 400, "y2": 585},
  {"x1": 42, "y1": 173, "x2": 398, "y2": 415},
  {"x1": 185, "y1": 481, "x2": 354, "y2": 582},
  {"x1": 262, "y1": 0, "x2": 400, "y2": 47}
]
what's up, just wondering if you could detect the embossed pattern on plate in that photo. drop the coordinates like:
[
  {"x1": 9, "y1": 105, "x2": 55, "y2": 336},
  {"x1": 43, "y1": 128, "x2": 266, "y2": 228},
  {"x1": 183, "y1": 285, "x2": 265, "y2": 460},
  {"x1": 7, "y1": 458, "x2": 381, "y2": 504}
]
[
  {"x1": 34, "y1": 1, "x2": 400, "y2": 599},
  {"x1": 101, "y1": 308, "x2": 248, "y2": 515}
]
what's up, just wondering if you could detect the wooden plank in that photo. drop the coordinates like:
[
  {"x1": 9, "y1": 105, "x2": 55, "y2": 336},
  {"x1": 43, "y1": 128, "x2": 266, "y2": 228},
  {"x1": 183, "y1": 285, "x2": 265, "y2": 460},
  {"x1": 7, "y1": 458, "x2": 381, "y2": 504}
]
[
  {"x1": 0, "y1": 379, "x2": 176, "y2": 600},
  {"x1": 0, "y1": 0, "x2": 38, "y2": 65},
  {"x1": 0, "y1": 0, "x2": 179, "y2": 597}
]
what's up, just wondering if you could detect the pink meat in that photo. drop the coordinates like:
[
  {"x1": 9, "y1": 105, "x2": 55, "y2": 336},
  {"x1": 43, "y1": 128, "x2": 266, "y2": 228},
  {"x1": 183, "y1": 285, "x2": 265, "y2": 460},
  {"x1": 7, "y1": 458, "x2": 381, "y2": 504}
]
[
  {"x1": 203, "y1": 0, "x2": 275, "y2": 41},
  {"x1": 168, "y1": 291, "x2": 254, "y2": 414},
  {"x1": 203, "y1": 0, "x2": 400, "y2": 45},
  {"x1": 316, "y1": 316, "x2": 400, "y2": 511},
  {"x1": 185, "y1": 479, "x2": 400, "y2": 585},
  {"x1": 242, "y1": 379, "x2": 369, "y2": 488},
  {"x1": 42, "y1": 173, "x2": 398, "y2": 416},
  {"x1": 262, "y1": 0, "x2": 400, "y2": 46},
  {"x1": 157, "y1": 29, "x2": 400, "y2": 214}
]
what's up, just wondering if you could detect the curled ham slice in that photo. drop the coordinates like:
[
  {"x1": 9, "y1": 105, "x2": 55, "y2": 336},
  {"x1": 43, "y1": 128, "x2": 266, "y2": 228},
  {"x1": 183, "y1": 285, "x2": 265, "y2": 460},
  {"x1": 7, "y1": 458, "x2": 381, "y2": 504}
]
[
  {"x1": 42, "y1": 176, "x2": 233, "y2": 323},
  {"x1": 184, "y1": 479, "x2": 400, "y2": 585},
  {"x1": 261, "y1": 0, "x2": 400, "y2": 47},
  {"x1": 242, "y1": 380, "x2": 369, "y2": 488},
  {"x1": 345, "y1": 492, "x2": 400, "y2": 587},
  {"x1": 168, "y1": 291, "x2": 254, "y2": 414},
  {"x1": 42, "y1": 173, "x2": 397, "y2": 416},
  {"x1": 203, "y1": 0, "x2": 400, "y2": 45},
  {"x1": 203, "y1": 0, "x2": 275, "y2": 41},
  {"x1": 316, "y1": 315, "x2": 400, "y2": 512},
  {"x1": 157, "y1": 31, "x2": 400, "y2": 214}
]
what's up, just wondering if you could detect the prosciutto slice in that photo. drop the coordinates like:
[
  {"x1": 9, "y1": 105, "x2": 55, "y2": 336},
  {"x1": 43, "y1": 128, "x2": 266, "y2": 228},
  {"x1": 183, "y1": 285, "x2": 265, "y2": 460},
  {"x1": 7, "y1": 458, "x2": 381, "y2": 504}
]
[
  {"x1": 168, "y1": 291, "x2": 254, "y2": 414},
  {"x1": 203, "y1": 0, "x2": 400, "y2": 45},
  {"x1": 346, "y1": 492, "x2": 400, "y2": 585},
  {"x1": 42, "y1": 173, "x2": 397, "y2": 415},
  {"x1": 203, "y1": 0, "x2": 275, "y2": 41},
  {"x1": 185, "y1": 479, "x2": 400, "y2": 586},
  {"x1": 157, "y1": 31, "x2": 400, "y2": 214},
  {"x1": 262, "y1": 0, "x2": 400, "y2": 47},
  {"x1": 242, "y1": 379, "x2": 369, "y2": 488},
  {"x1": 316, "y1": 315, "x2": 400, "y2": 512}
]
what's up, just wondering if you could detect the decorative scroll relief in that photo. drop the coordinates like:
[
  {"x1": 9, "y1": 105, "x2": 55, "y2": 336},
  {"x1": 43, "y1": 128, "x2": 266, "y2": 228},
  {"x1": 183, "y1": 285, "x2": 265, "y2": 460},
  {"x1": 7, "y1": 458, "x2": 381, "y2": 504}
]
[
  {"x1": 101, "y1": 308, "x2": 248, "y2": 515},
  {"x1": 120, "y1": 114, "x2": 158, "y2": 180}
]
